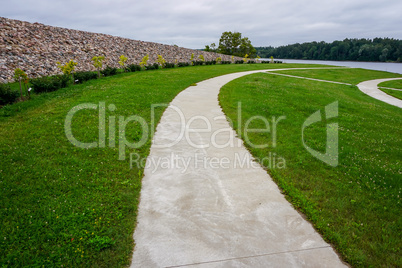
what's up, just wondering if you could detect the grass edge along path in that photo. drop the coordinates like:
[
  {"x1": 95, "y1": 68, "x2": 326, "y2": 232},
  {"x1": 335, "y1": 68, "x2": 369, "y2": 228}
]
[
  {"x1": 378, "y1": 79, "x2": 402, "y2": 100},
  {"x1": 219, "y1": 69, "x2": 401, "y2": 267},
  {"x1": 0, "y1": 64, "x2": 330, "y2": 267}
]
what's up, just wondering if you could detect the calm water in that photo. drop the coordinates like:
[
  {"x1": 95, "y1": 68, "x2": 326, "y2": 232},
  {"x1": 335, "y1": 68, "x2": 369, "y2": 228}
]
[{"x1": 261, "y1": 59, "x2": 402, "y2": 74}]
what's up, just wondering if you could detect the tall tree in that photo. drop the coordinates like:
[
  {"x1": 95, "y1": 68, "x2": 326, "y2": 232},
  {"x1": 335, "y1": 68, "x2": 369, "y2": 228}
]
[{"x1": 217, "y1": 31, "x2": 256, "y2": 57}]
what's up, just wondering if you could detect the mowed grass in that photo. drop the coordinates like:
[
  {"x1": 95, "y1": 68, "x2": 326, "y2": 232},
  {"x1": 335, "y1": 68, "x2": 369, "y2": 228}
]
[
  {"x1": 219, "y1": 69, "x2": 401, "y2": 267},
  {"x1": 272, "y1": 67, "x2": 401, "y2": 84},
  {"x1": 379, "y1": 79, "x2": 402, "y2": 89},
  {"x1": 0, "y1": 63, "x2": 324, "y2": 267},
  {"x1": 379, "y1": 79, "x2": 402, "y2": 100}
]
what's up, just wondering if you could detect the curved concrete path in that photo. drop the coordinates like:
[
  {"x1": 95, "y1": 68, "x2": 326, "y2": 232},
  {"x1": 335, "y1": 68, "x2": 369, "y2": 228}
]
[
  {"x1": 357, "y1": 78, "x2": 402, "y2": 108},
  {"x1": 130, "y1": 69, "x2": 346, "y2": 267}
]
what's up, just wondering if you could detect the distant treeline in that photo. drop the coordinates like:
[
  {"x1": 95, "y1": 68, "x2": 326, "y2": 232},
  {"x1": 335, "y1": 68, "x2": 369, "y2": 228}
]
[{"x1": 256, "y1": 38, "x2": 402, "y2": 62}]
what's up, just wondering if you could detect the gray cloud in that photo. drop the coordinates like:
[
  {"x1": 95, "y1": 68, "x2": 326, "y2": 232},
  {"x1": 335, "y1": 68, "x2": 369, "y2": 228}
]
[{"x1": 1, "y1": 0, "x2": 401, "y2": 48}]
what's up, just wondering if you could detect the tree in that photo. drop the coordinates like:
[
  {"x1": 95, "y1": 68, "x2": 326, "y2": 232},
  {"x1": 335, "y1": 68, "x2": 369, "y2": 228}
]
[
  {"x1": 210, "y1": 43, "x2": 216, "y2": 51},
  {"x1": 217, "y1": 31, "x2": 256, "y2": 57},
  {"x1": 140, "y1": 54, "x2": 149, "y2": 69},
  {"x1": 190, "y1": 53, "x2": 195, "y2": 65},
  {"x1": 157, "y1": 55, "x2": 166, "y2": 68},
  {"x1": 204, "y1": 43, "x2": 217, "y2": 52},
  {"x1": 118, "y1": 55, "x2": 128, "y2": 70},
  {"x1": 57, "y1": 59, "x2": 78, "y2": 84},
  {"x1": 13, "y1": 68, "x2": 28, "y2": 98},
  {"x1": 243, "y1": 54, "x2": 249, "y2": 63},
  {"x1": 92, "y1": 56, "x2": 105, "y2": 78}
]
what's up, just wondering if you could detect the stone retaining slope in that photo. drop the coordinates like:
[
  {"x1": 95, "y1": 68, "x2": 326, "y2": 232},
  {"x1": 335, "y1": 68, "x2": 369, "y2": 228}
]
[{"x1": 0, "y1": 17, "x2": 240, "y2": 83}]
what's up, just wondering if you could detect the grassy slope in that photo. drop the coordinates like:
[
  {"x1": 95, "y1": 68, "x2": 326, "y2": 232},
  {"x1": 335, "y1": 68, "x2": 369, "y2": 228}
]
[
  {"x1": 0, "y1": 63, "x2": 324, "y2": 267},
  {"x1": 219, "y1": 68, "x2": 401, "y2": 267}
]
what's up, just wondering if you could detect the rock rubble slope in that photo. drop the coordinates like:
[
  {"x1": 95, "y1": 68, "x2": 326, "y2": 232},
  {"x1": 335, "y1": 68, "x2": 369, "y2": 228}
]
[{"x1": 0, "y1": 17, "x2": 239, "y2": 83}]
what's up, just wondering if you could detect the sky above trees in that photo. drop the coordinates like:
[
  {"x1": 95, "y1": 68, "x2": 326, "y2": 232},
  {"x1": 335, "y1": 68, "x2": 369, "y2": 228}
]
[{"x1": 1, "y1": 0, "x2": 401, "y2": 49}]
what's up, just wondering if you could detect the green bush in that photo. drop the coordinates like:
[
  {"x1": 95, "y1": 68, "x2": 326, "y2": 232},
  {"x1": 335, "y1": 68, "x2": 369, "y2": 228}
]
[
  {"x1": 74, "y1": 71, "x2": 98, "y2": 83},
  {"x1": 30, "y1": 75, "x2": 70, "y2": 93},
  {"x1": 0, "y1": 83, "x2": 19, "y2": 105},
  {"x1": 247, "y1": 61, "x2": 256, "y2": 64},
  {"x1": 164, "y1": 62, "x2": 175, "y2": 68},
  {"x1": 235, "y1": 60, "x2": 244, "y2": 64},
  {"x1": 193, "y1": 61, "x2": 204, "y2": 66},
  {"x1": 126, "y1": 64, "x2": 142, "y2": 72},
  {"x1": 145, "y1": 63, "x2": 159, "y2": 70},
  {"x1": 205, "y1": 60, "x2": 217, "y2": 65},
  {"x1": 177, "y1": 62, "x2": 190, "y2": 67},
  {"x1": 101, "y1": 66, "x2": 118, "y2": 77},
  {"x1": 221, "y1": 61, "x2": 231, "y2": 64}
]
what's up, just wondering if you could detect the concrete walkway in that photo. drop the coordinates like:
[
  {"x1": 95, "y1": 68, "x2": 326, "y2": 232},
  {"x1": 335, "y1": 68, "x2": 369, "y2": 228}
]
[
  {"x1": 357, "y1": 78, "x2": 402, "y2": 108},
  {"x1": 130, "y1": 69, "x2": 346, "y2": 267}
]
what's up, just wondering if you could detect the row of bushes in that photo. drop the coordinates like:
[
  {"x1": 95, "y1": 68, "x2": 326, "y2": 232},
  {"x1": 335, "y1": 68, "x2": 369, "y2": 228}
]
[
  {"x1": 260, "y1": 60, "x2": 283, "y2": 63},
  {"x1": 1, "y1": 59, "x2": 284, "y2": 106},
  {"x1": 30, "y1": 74, "x2": 70, "y2": 93}
]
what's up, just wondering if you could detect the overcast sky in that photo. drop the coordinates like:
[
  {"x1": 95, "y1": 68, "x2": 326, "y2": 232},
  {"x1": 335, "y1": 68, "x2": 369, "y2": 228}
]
[{"x1": 1, "y1": 0, "x2": 401, "y2": 49}]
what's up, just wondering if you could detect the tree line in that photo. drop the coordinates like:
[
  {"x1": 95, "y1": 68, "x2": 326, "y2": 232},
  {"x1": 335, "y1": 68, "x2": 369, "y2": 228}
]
[{"x1": 256, "y1": 38, "x2": 402, "y2": 62}]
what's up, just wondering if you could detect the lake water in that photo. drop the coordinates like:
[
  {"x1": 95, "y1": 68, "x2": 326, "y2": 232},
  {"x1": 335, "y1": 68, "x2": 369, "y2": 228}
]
[{"x1": 261, "y1": 59, "x2": 402, "y2": 74}]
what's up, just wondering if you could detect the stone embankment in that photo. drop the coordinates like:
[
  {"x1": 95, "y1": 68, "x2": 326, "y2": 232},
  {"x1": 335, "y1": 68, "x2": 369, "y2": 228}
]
[{"x1": 0, "y1": 17, "x2": 240, "y2": 83}]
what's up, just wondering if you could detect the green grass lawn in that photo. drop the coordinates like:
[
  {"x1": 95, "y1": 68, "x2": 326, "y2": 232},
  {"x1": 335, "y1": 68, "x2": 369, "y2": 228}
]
[
  {"x1": 378, "y1": 79, "x2": 402, "y2": 100},
  {"x1": 379, "y1": 79, "x2": 402, "y2": 89},
  {"x1": 0, "y1": 63, "x2": 325, "y2": 267},
  {"x1": 271, "y1": 68, "x2": 402, "y2": 84},
  {"x1": 219, "y1": 69, "x2": 402, "y2": 267}
]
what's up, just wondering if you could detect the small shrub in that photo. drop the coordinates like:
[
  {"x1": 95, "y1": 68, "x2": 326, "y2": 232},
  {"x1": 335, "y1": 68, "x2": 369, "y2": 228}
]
[
  {"x1": 221, "y1": 61, "x2": 231, "y2": 64},
  {"x1": 101, "y1": 66, "x2": 118, "y2": 77},
  {"x1": 0, "y1": 83, "x2": 19, "y2": 105},
  {"x1": 74, "y1": 71, "x2": 98, "y2": 83},
  {"x1": 14, "y1": 68, "x2": 29, "y2": 98},
  {"x1": 145, "y1": 63, "x2": 159, "y2": 70},
  {"x1": 177, "y1": 62, "x2": 190, "y2": 67},
  {"x1": 235, "y1": 60, "x2": 244, "y2": 64},
  {"x1": 92, "y1": 56, "x2": 105, "y2": 78},
  {"x1": 157, "y1": 55, "x2": 166, "y2": 68},
  {"x1": 140, "y1": 54, "x2": 149, "y2": 68},
  {"x1": 57, "y1": 60, "x2": 77, "y2": 76},
  {"x1": 193, "y1": 61, "x2": 204, "y2": 66},
  {"x1": 247, "y1": 61, "x2": 256, "y2": 64},
  {"x1": 164, "y1": 62, "x2": 175, "y2": 68},
  {"x1": 118, "y1": 55, "x2": 128, "y2": 70},
  {"x1": 126, "y1": 64, "x2": 141, "y2": 72},
  {"x1": 30, "y1": 75, "x2": 70, "y2": 93}
]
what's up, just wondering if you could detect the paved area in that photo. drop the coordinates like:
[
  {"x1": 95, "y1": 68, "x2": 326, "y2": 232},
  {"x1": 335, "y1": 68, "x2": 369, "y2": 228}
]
[
  {"x1": 130, "y1": 69, "x2": 346, "y2": 267},
  {"x1": 357, "y1": 78, "x2": 402, "y2": 108}
]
